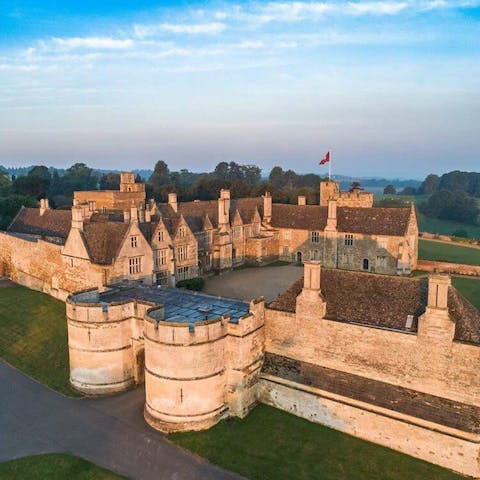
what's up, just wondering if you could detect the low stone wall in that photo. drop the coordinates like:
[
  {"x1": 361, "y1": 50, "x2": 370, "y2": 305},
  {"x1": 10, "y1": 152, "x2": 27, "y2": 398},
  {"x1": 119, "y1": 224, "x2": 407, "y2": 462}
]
[
  {"x1": 259, "y1": 375, "x2": 480, "y2": 478},
  {"x1": 418, "y1": 259, "x2": 480, "y2": 277}
]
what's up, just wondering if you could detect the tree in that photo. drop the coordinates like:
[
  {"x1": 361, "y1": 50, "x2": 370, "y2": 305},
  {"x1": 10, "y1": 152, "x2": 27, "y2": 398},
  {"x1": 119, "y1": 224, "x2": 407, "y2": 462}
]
[
  {"x1": 383, "y1": 185, "x2": 396, "y2": 195},
  {"x1": 13, "y1": 175, "x2": 50, "y2": 199},
  {"x1": 0, "y1": 195, "x2": 38, "y2": 230},
  {"x1": 148, "y1": 161, "x2": 170, "y2": 186},
  {"x1": 28, "y1": 165, "x2": 51, "y2": 182},
  {"x1": 242, "y1": 165, "x2": 261, "y2": 186},
  {"x1": 99, "y1": 172, "x2": 120, "y2": 190},
  {"x1": 268, "y1": 166, "x2": 285, "y2": 187},
  {"x1": 399, "y1": 186, "x2": 417, "y2": 195},
  {"x1": 418, "y1": 174, "x2": 440, "y2": 195},
  {"x1": 213, "y1": 162, "x2": 229, "y2": 180},
  {"x1": 62, "y1": 163, "x2": 98, "y2": 193},
  {"x1": 421, "y1": 190, "x2": 479, "y2": 225}
]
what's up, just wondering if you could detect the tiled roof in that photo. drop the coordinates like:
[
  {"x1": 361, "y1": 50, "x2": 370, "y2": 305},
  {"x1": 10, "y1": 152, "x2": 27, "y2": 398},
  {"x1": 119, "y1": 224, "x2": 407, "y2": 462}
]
[
  {"x1": 82, "y1": 221, "x2": 129, "y2": 265},
  {"x1": 268, "y1": 269, "x2": 480, "y2": 344},
  {"x1": 8, "y1": 207, "x2": 71, "y2": 240},
  {"x1": 271, "y1": 204, "x2": 411, "y2": 236},
  {"x1": 263, "y1": 353, "x2": 480, "y2": 433}
]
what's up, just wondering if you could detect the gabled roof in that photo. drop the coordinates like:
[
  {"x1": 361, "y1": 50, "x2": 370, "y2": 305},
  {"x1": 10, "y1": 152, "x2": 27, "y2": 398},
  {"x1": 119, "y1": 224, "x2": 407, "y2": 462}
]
[
  {"x1": 269, "y1": 269, "x2": 480, "y2": 344},
  {"x1": 271, "y1": 204, "x2": 412, "y2": 236},
  {"x1": 8, "y1": 207, "x2": 71, "y2": 240},
  {"x1": 82, "y1": 221, "x2": 129, "y2": 265}
]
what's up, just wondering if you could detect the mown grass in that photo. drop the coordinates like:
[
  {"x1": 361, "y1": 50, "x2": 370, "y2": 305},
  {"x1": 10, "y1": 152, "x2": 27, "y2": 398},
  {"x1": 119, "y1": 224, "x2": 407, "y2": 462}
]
[
  {"x1": 419, "y1": 239, "x2": 480, "y2": 266},
  {"x1": 169, "y1": 404, "x2": 466, "y2": 480},
  {"x1": 0, "y1": 284, "x2": 80, "y2": 396},
  {"x1": 0, "y1": 454, "x2": 127, "y2": 480},
  {"x1": 452, "y1": 276, "x2": 480, "y2": 310}
]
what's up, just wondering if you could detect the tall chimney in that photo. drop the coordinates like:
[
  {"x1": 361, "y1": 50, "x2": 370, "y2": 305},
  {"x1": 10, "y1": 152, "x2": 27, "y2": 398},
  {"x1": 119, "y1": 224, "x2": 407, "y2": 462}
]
[
  {"x1": 263, "y1": 192, "x2": 272, "y2": 224},
  {"x1": 130, "y1": 206, "x2": 138, "y2": 222},
  {"x1": 39, "y1": 198, "x2": 49, "y2": 216},
  {"x1": 218, "y1": 189, "x2": 231, "y2": 231},
  {"x1": 325, "y1": 199, "x2": 337, "y2": 231},
  {"x1": 303, "y1": 261, "x2": 321, "y2": 291},
  {"x1": 298, "y1": 196, "x2": 306, "y2": 206},
  {"x1": 168, "y1": 193, "x2": 178, "y2": 213},
  {"x1": 427, "y1": 274, "x2": 450, "y2": 311},
  {"x1": 124, "y1": 210, "x2": 131, "y2": 223},
  {"x1": 71, "y1": 206, "x2": 84, "y2": 231}
]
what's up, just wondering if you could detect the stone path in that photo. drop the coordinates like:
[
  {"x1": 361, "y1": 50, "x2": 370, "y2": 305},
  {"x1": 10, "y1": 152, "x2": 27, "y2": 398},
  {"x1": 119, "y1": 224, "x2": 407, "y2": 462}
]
[
  {"x1": 0, "y1": 360, "x2": 242, "y2": 480},
  {"x1": 203, "y1": 265, "x2": 303, "y2": 303}
]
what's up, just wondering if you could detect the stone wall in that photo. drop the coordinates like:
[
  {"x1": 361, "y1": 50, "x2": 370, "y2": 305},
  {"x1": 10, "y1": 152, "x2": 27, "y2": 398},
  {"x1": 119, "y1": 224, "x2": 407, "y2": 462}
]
[
  {"x1": 259, "y1": 376, "x2": 480, "y2": 478},
  {"x1": 66, "y1": 292, "x2": 153, "y2": 394},
  {"x1": 0, "y1": 232, "x2": 104, "y2": 300},
  {"x1": 418, "y1": 259, "x2": 480, "y2": 277}
]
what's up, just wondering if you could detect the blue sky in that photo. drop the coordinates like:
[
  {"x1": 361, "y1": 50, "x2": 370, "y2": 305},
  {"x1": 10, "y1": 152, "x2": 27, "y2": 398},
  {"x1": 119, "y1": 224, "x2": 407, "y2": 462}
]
[{"x1": 0, "y1": 1, "x2": 479, "y2": 177}]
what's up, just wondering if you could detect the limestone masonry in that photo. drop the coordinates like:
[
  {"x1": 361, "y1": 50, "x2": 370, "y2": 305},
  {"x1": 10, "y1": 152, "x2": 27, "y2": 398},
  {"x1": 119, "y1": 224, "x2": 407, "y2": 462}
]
[{"x1": 3, "y1": 173, "x2": 480, "y2": 477}]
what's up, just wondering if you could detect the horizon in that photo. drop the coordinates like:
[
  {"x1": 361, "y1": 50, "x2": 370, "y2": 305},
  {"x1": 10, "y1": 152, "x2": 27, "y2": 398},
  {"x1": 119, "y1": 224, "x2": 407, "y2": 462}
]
[{"x1": 1, "y1": 1, "x2": 479, "y2": 177}]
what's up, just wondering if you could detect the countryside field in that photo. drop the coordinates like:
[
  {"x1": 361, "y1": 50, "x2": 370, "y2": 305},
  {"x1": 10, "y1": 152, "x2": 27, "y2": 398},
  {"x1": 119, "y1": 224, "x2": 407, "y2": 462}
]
[
  {"x1": 419, "y1": 239, "x2": 480, "y2": 265},
  {"x1": 169, "y1": 404, "x2": 466, "y2": 480}
]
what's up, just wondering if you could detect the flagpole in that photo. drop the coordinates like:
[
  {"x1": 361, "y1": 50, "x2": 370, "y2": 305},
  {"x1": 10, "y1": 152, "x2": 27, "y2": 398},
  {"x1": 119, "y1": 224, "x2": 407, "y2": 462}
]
[{"x1": 328, "y1": 149, "x2": 332, "y2": 180}]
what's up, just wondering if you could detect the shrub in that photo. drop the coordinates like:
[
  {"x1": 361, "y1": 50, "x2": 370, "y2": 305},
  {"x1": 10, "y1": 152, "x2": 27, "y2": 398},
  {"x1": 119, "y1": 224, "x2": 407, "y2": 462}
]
[{"x1": 176, "y1": 277, "x2": 205, "y2": 291}]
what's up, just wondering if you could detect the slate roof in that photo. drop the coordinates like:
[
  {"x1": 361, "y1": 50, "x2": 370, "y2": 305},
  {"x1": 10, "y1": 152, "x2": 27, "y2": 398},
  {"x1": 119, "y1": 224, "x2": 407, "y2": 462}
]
[
  {"x1": 263, "y1": 353, "x2": 480, "y2": 434},
  {"x1": 268, "y1": 268, "x2": 480, "y2": 344},
  {"x1": 82, "y1": 221, "x2": 129, "y2": 265},
  {"x1": 271, "y1": 204, "x2": 412, "y2": 236},
  {"x1": 8, "y1": 207, "x2": 71, "y2": 240}
]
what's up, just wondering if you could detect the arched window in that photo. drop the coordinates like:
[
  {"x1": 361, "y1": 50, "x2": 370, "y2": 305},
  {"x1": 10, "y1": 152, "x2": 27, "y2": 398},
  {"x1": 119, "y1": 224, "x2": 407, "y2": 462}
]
[
  {"x1": 362, "y1": 258, "x2": 369, "y2": 271},
  {"x1": 297, "y1": 251, "x2": 303, "y2": 263}
]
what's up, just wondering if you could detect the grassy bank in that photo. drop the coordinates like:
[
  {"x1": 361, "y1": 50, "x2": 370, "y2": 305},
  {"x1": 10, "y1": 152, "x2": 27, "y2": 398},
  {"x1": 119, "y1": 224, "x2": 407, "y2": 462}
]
[
  {"x1": 0, "y1": 284, "x2": 80, "y2": 396},
  {"x1": 169, "y1": 404, "x2": 465, "y2": 480},
  {"x1": 452, "y1": 276, "x2": 480, "y2": 310},
  {"x1": 419, "y1": 239, "x2": 480, "y2": 266},
  {"x1": 0, "y1": 454, "x2": 126, "y2": 479}
]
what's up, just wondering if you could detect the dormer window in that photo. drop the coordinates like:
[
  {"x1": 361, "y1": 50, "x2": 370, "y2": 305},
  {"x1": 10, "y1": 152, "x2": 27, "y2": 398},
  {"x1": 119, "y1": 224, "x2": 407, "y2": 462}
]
[
  {"x1": 158, "y1": 231, "x2": 164, "y2": 242},
  {"x1": 131, "y1": 236, "x2": 138, "y2": 248},
  {"x1": 178, "y1": 226, "x2": 186, "y2": 238}
]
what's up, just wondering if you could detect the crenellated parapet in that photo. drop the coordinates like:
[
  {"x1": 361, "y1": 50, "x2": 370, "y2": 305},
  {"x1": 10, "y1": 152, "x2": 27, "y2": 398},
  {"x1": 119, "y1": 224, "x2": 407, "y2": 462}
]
[{"x1": 66, "y1": 288, "x2": 154, "y2": 395}]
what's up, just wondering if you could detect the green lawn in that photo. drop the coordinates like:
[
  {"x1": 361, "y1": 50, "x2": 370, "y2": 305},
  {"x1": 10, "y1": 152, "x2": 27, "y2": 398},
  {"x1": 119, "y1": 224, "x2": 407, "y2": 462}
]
[
  {"x1": 169, "y1": 404, "x2": 465, "y2": 480},
  {"x1": 0, "y1": 454, "x2": 127, "y2": 479},
  {"x1": 452, "y1": 276, "x2": 480, "y2": 310},
  {"x1": 419, "y1": 239, "x2": 480, "y2": 266},
  {"x1": 0, "y1": 284, "x2": 80, "y2": 396}
]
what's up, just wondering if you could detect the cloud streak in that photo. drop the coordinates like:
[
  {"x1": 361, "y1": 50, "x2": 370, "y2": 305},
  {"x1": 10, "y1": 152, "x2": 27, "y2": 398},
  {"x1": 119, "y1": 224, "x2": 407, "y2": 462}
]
[{"x1": 134, "y1": 22, "x2": 226, "y2": 37}]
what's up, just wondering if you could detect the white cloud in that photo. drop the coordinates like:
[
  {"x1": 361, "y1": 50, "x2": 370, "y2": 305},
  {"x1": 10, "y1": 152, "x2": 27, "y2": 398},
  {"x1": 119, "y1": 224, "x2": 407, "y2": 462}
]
[
  {"x1": 134, "y1": 22, "x2": 226, "y2": 37},
  {"x1": 347, "y1": 2, "x2": 409, "y2": 15},
  {"x1": 52, "y1": 37, "x2": 133, "y2": 50}
]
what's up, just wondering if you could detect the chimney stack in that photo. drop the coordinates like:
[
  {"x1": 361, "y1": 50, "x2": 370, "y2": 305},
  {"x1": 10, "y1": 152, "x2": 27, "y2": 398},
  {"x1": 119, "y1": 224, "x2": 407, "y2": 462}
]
[
  {"x1": 138, "y1": 204, "x2": 146, "y2": 223},
  {"x1": 124, "y1": 210, "x2": 131, "y2": 223},
  {"x1": 39, "y1": 198, "x2": 49, "y2": 216},
  {"x1": 130, "y1": 206, "x2": 138, "y2": 222},
  {"x1": 427, "y1": 274, "x2": 450, "y2": 311},
  {"x1": 168, "y1": 193, "x2": 178, "y2": 213},
  {"x1": 263, "y1": 192, "x2": 272, "y2": 224},
  {"x1": 218, "y1": 189, "x2": 231, "y2": 231},
  {"x1": 72, "y1": 206, "x2": 84, "y2": 231},
  {"x1": 298, "y1": 196, "x2": 306, "y2": 206},
  {"x1": 325, "y1": 199, "x2": 337, "y2": 231},
  {"x1": 303, "y1": 261, "x2": 321, "y2": 291}
]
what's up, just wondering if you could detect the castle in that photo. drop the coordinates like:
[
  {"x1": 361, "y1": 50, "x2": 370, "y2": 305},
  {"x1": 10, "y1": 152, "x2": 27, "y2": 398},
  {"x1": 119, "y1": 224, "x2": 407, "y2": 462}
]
[
  {"x1": 0, "y1": 172, "x2": 417, "y2": 298},
  {"x1": 3, "y1": 172, "x2": 478, "y2": 477}
]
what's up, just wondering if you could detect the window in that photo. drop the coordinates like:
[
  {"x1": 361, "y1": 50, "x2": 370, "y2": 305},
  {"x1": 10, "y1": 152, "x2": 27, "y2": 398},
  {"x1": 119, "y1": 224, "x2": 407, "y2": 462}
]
[
  {"x1": 376, "y1": 256, "x2": 386, "y2": 268},
  {"x1": 178, "y1": 226, "x2": 186, "y2": 238},
  {"x1": 362, "y1": 258, "x2": 369, "y2": 271},
  {"x1": 177, "y1": 266, "x2": 189, "y2": 280},
  {"x1": 378, "y1": 237, "x2": 387, "y2": 249},
  {"x1": 156, "y1": 271, "x2": 168, "y2": 286},
  {"x1": 205, "y1": 254, "x2": 211, "y2": 267},
  {"x1": 344, "y1": 234, "x2": 354, "y2": 246},
  {"x1": 88, "y1": 201, "x2": 95, "y2": 212},
  {"x1": 206, "y1": 230, "x2": 213, "y2": 245},
  {"x1": 158, "y1": 231, "x2": 164, "y2": 242},
  {"x1": 129, "y1": 256, "x2": 142, "y2": 274},
  {"x1": 311, "y1": 231, "x2": 320, "y2": 244},
  {"x1": 283, "y1": 230, "x2": 291, "y2": 241},
  {"x1": 154, "y1": 249, "x2": 167, "y2": 267},
  {"x1": 178, "y1": 245, "x2": 188, "y2": 261},
  {"x1": 233, "y1": 226, "x2": 242, "y2": 239},
  {"x1": 244, "y1": 226, "x2": 251, "y2": 238},
  {"x1": 282, "y1": 246, "x2": 289, "y2": 256},
  {"x1": 130, "y1": 236, "x2": 138, "y2": 248},
  {"x1": 70, "y1": 258, "x2": 74, "y2": 267}
]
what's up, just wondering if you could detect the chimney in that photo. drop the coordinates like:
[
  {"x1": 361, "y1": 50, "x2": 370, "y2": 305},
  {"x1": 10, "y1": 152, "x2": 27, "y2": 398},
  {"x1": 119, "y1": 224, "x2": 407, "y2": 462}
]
[
  {"x1": 218, "y1": 189, "x2": 231, "y2": 230},
  {"x1": 72, "y1": 206, "x2": 84, "y2": 231},
  {"x1": 168, "y1": 193, "x2": 178, "y2": 213},
  {"x1": 130, "y1": 206, "x2": 138, "y2": 222},
  {"x1": 298, "y1": 196, "x2": 306, "y2": 206},
  {"x1": 145, "y1": 210, "x2": 151, "y2": 222},
  {"x1": 325, "y1": 199, "x2": 337, "y2": 231},
  {"x1": 427, "y1": 274, "x2": 450, "y2": 311},
  {"x1": 303, "y1": 261, "x2": 321, "y2": 291},
  {"x1": 39, "y1": 198, "x2": 49, "y2": 216},
  {"x1": 124, "y1": 210, "x2": 131, "y2": 223},
  {"x1": 263, "y1": 192, "x2": 272, "y2": 224},
  {"x1": 138, "y1": 204, "x2": 146, "y2": 223}
]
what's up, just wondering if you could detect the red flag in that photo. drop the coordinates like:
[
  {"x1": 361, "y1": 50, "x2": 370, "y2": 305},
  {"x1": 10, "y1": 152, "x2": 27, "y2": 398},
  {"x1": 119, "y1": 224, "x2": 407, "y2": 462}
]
[{"x1": 319, "y1": 151, "x2": 330, "y2": 165}]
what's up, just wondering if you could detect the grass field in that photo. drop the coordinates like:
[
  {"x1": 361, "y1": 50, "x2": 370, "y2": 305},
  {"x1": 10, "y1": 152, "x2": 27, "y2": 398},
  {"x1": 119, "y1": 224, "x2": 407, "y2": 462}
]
[
  {"x1": 169, "y1": 404, "x2": 465, "y2": 480},
  {"x1": 0, "y1": 284, "x2": 80, "y2": 397},
  {"x1": 452, "y1": 277, "x2": 480, "y2": 310},
  {"x1": 419, "y1": 239, "x2": 480, "y2": 265},
  {"x1": 0, "y1": 454, "x2": 126, "y2": 480}
]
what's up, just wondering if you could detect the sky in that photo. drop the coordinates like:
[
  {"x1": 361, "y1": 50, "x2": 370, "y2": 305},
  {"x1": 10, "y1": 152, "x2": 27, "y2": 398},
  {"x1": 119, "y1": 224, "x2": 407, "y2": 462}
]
[{"x1": 0, "y1": 1, "x2": 479, "y2": 178}]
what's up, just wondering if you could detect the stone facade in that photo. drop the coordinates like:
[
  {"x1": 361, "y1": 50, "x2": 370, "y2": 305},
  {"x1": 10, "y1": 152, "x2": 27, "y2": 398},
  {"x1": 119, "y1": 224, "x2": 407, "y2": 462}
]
[
  {"x1": 65, "y1": 262, "x2": 480, "y2": 478},
  {"x1": 319, "y1": 180, "x2": 374, "y2": 207}
]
